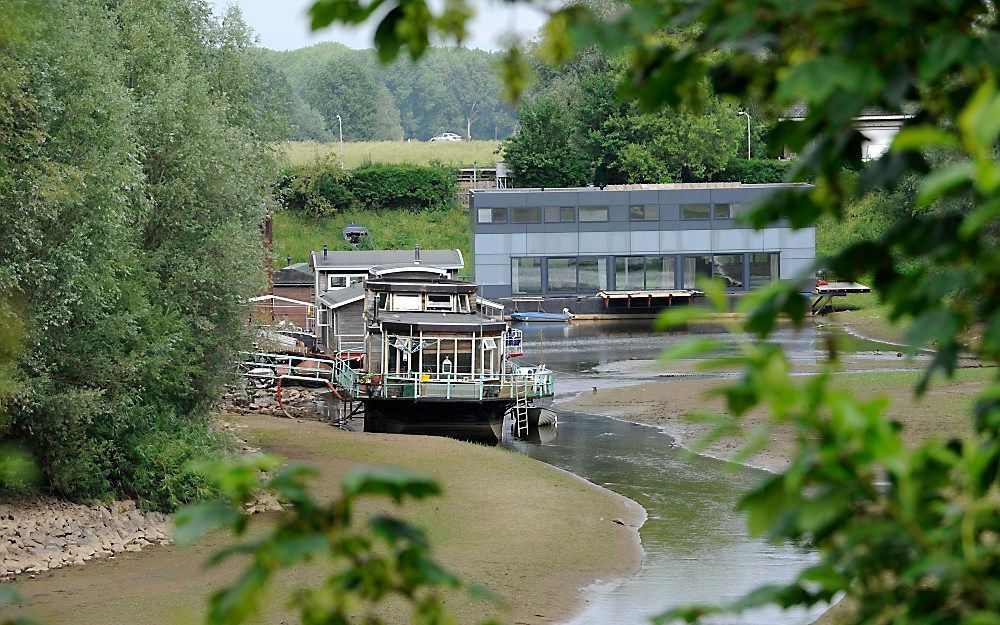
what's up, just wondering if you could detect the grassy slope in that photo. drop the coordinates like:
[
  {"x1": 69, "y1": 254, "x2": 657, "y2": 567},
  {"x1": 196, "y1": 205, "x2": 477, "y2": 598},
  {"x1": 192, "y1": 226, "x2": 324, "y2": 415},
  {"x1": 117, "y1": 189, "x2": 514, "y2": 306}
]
[
  {"x1": 273, "y1": 207, "x2": 472, "y2": 270},
  {"x1": 16, "y1": 414, "x2": 642, "y2": 625},
  {"x1": 277, "y1": 140, "x2": 503, "y2": 168}
]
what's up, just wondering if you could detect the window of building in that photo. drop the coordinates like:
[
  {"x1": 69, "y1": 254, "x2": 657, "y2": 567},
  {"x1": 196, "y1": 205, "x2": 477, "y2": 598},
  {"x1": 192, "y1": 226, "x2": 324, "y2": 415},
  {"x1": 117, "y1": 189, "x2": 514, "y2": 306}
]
[
  {"x1": 544, "y1": 206, "x2": 575, "y2": 222},
  {"x1": 680, "y1": 203, "x2": 711, "y2": 220},
  {"x1": 713, "y1": 254, "x2": 745, "y2": 288},
  {"x1": 512, "y1": 257, "x2": 542, "y2": 294},
  {"x1": 578, "y1": 257, "x2": 608, "y2": 291},
  {"x1": 615, "y1": 257, "x2": 645, "y2": 290},
  {"x1": 713, "y1": 203, "x2": 732, "y2": 219},
  {"x1": 393, "y1": 294, "x2": 422, "y2": 311},
  {"x1": 579, "y1": 206, "x2": 609, "y2": 222},
  {"x1": 629, "y1": 205, "x2": 659, "y2": 221},
  {"x1": 749, "y1": 252, "x2": 779, "y2": 288},
  {"x1": 645, "y1": 256, "x2": 676, "y2": 290},
  {"x1": 327, "y1": 274, "x2": 357, "y2": 290},
  {"x1": 477, "y1": 207, "x2": 508, "y2": 223},
  {"x1": 376, "y1": 292, "x2": 388, "y2": 310},
  {"x1": 458, "y1": 294, "x2": 471, "y2": 313},
  {"x1": 426, "y1": 294, "x2": 453, "y2": 311},
  {"x1": 511, "y1": 206, "x2": 542, "y2": 223},
  {"x1": 547, "y1": 257, "x2": 578, "y2": 292},
  {"x1": 682, "y1": 255, "x2": 713, "y2": 288}
]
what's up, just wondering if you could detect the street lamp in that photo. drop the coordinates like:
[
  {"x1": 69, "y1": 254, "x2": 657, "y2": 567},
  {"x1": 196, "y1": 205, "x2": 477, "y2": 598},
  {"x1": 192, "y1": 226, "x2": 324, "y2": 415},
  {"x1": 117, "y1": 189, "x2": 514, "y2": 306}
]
[
  {"x1": 738, "y1": 109, "x2": 751, "y2": 160},
  {"x1": 335, "y1": 114, "x2": 344, "y2": 170}
]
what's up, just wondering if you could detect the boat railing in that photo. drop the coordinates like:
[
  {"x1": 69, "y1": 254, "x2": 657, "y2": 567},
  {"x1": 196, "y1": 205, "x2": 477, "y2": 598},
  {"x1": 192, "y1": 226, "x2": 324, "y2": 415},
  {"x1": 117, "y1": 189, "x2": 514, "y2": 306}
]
[
  {"x1": 237, "y1": 352, "x2": 552, "y2": 402},
  {"x1": 362, "y1": 366, "x2": 553, "y2": 401}
]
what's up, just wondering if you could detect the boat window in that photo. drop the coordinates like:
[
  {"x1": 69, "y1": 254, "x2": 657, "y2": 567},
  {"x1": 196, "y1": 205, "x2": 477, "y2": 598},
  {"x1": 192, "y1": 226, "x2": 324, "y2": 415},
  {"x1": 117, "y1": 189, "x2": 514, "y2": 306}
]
[
  {"x1": 458, "y1": 294, "x2": 471, "y2": 313},
  {"x1": 376, "y1": 292, "x2": 388, "y2": 310},
  {"x1": 426, "y1": 294, "x2": 453, "y2": 311},
  {"x1": 393, "y1": 294, "x2": 421, "y2": 311},
  {"x1": 327, "y1": 274, "x2": 355, "y2": 290}
]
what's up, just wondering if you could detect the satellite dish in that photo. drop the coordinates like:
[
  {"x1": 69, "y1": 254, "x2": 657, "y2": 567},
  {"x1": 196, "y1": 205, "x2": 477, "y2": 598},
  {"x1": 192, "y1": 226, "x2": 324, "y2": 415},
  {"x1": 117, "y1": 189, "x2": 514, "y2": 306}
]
[{"x1": 343, "y1": 224, "x2": 369, "y2": 248}]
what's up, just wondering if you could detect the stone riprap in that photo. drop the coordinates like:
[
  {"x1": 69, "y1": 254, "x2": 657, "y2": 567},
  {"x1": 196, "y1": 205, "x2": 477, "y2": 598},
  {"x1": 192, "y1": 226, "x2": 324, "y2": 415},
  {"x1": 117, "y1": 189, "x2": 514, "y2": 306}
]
[
  {"x1": 221, "y1": 386, "x2": 333, "y2": 421},
  {"x1": 0, "y1": 498, "x2": 170, "y2": 579}
]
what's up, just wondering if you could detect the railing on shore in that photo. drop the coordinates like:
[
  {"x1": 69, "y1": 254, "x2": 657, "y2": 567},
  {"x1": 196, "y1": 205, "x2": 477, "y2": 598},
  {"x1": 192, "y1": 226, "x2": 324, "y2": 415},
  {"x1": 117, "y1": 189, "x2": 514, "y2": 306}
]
[{"x1": 237, "y1": 351, "x2": 552, "y2": 402}]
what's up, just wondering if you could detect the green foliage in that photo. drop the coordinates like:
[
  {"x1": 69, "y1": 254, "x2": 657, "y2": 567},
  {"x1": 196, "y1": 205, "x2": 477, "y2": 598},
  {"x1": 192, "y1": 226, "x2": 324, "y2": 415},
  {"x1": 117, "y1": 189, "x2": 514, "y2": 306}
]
[
  {"x1": 260, "y1": 44, "x2": 516, "y2": 141},
  {"x1": 304, "y1": 0, "x2": 1000, "y2": 623},
  {"x1": 0, "y1": 0, "x2": 273, "y2": 508},
  {"x1": 712, "y1": 159, "x2": 792, "y2": 184},
  {"x1": 300, "y1": 55, "x2": 382, "y2": 141},
  {"x1": 175, "y1": 457, "x2": 498, "y2": 625},
  {"x1": 272, "y1": 205, "x2": 471, "y2": 266},
  {"x1": 501, "y1": 97, "x2": 592, "y2": 188},
  {"x1": 280, "y1": 162, "x2": 458, "y2": 215}
]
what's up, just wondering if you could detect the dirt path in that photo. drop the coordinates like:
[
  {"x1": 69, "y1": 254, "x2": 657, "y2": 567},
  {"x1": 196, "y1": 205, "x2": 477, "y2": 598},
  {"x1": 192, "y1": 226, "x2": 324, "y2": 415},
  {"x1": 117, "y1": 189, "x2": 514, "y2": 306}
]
[{"x1": 3, "y1": 413, "x2": 643, "y2": 625}]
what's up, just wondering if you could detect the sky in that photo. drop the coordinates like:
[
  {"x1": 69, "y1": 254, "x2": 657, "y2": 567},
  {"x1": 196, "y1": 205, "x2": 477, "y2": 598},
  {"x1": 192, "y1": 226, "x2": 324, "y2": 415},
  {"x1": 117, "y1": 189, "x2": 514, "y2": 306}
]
[{"x1": 207, "y1": 0, "x2": 550, "y2": 51}]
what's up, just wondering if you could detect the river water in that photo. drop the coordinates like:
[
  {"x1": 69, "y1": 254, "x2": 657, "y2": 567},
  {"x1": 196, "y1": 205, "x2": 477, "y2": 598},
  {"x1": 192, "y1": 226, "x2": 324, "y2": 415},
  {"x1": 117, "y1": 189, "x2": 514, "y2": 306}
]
[{"x1": 502, "y1": 320, "x2": 910, "y2": 625}]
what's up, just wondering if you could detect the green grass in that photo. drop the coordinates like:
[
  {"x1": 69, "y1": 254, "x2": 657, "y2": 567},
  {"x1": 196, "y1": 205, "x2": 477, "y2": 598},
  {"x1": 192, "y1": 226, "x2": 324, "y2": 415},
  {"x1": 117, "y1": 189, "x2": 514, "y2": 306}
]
[
  {"x1": 276, "y1": 140, "x2": 504, "y2": 168},
  {"x1": 272, "y1": 206, "x2": 472, "y2": 270}
]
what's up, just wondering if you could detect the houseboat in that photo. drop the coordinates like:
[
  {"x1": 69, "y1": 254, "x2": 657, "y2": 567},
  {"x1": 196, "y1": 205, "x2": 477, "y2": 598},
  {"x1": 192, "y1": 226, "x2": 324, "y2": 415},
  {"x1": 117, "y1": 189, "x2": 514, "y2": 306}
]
[{"x1": 326, "y1": 260, "x2": 553, "y2": 442}]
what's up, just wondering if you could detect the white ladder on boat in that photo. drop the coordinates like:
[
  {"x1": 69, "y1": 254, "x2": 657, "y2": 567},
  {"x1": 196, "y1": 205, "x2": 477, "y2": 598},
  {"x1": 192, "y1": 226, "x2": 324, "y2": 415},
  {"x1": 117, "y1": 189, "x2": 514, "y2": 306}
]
[{"x1": 512, "y1": 380, "x2": 530, "y2": 437}]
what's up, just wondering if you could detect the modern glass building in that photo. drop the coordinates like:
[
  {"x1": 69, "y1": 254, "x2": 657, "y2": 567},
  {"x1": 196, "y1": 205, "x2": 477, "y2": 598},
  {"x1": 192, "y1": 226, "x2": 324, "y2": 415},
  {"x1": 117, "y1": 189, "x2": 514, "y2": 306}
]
[{"x1": 469, "y1": 183, "x2": 815, "y2": 299}]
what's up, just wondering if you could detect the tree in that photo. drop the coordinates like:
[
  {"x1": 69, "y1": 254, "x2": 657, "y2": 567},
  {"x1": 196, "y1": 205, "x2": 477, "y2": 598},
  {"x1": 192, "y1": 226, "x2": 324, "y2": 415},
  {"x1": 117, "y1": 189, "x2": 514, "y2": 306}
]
[
  {"x1": 300, "y1": 55, "x2": 380, "y2": 141},
  {"x1": 502, "y1": 97, "x2": 591, "y2": 187},
  {"x1": 305, "y1": 1, "x2": 1000, "y2": 624}
]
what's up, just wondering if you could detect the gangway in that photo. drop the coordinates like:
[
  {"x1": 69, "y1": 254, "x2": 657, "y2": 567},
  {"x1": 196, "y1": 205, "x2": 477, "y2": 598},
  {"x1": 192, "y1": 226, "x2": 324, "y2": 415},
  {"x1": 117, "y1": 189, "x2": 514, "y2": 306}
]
[{"x1": 237, "y1": 351, "x2": 361, "y2": 418}]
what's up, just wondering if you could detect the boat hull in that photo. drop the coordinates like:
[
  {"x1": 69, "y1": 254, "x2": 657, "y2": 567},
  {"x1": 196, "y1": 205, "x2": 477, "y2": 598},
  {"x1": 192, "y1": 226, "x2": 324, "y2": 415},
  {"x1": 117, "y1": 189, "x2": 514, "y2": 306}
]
[
  {"x1": 510, "y1": 312, "x2": 570, "y2": 322},
  {"x1": 362, "y1": 398, "x2": 510, "y2": 444}
]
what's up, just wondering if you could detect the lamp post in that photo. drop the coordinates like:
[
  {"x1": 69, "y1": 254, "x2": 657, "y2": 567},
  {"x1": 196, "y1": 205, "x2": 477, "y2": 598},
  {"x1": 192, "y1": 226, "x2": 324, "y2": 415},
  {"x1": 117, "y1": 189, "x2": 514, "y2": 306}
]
[
  {"x1": 336, "y1": 114, "x2": 344, "y2": 170},
  {"x1": 738, "y1": 109, "x2": 751, "y2": 160}
]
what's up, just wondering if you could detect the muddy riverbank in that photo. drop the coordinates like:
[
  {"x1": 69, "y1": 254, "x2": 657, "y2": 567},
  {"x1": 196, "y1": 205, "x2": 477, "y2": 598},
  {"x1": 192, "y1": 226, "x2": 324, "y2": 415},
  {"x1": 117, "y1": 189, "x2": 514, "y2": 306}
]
[{"x1": 1, "y1": 413, "x2": 642, "y2": 625}]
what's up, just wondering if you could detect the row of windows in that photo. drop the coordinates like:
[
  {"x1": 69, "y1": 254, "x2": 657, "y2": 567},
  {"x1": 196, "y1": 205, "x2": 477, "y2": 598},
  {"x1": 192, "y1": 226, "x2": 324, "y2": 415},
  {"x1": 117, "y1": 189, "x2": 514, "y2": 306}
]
[
  {"x1": 477, "y1": 203, "x2": 747, "y2": 224},
  {"x1": 511, "y1": 253, "x2": 779, "y2": 294}
]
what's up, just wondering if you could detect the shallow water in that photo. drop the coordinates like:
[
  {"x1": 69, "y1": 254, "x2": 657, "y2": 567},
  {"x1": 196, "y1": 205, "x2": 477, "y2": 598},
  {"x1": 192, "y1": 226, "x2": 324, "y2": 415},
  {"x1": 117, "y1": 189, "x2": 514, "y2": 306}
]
[{"x1": 501, "y1": 320, "x2": 905, "y2": 625}]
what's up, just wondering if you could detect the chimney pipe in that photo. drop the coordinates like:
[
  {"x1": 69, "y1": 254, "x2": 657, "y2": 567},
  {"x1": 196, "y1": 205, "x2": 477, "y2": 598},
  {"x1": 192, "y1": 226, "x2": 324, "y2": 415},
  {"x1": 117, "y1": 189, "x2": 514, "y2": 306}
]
[
  {"x1": 414, "y1": 244, "x2": 421, "y2": 264},
  {"x1": 285, "y1": 255, "x2": 291, "y2": 266},
  {"x1": 323, "y1": 244, "x2": 328, "y2": 258}
]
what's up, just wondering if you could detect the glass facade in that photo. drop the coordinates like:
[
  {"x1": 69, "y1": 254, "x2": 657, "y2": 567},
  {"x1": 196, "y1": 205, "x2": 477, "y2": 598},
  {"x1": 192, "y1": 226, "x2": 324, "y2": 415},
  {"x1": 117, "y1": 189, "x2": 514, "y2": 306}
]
[
  {"x1": 512, "y1": 252, "x2": 779, "y2": 294},
  {"x1": 629, "y1": 205, "x2": 659, "y2": 221},
  {"x1": 546, "y1": 257, "x2": 578, "y2": 292},
  {"x1": 579, "y1": 206, "x2": 609, "y2": 222},
  {"x1": 544, "y1": 206, "x2": 575, "y2": 222},
  {"x1": 680, "y1": 203, "x2": 711, "y2": 220},
  {"x1": 512, "y1": 257, "x2": 542, "y2": 294},
  {"x1": 749, "y1": 252, "x2": 779, "y2": 287},
  {"x1": 511, "y1": 206, "x2": 542, "y2": 223}
]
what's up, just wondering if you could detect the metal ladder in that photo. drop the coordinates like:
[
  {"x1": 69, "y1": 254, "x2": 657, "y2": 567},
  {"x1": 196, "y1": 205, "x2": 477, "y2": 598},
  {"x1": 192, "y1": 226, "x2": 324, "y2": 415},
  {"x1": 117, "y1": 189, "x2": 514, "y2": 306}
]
[{"x1": 512, "y1": 380, "x2": 530, "y2": 437}]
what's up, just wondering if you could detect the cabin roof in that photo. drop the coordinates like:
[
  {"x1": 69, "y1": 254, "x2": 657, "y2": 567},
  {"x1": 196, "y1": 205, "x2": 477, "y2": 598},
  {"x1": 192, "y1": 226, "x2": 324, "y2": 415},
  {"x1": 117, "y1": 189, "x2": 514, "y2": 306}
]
[
  {"x1": 375, "y1": 312, "x2": 508, "y2": 334},
  {"x1": 317, "y1": 283, "x2": 365, "y2": 309},
  {"x1": 310, "y1": 249, "x2": 464, "y2": 270},
  {"x1": 273, "y1": 262, "x2": 313, "y2": 286}
]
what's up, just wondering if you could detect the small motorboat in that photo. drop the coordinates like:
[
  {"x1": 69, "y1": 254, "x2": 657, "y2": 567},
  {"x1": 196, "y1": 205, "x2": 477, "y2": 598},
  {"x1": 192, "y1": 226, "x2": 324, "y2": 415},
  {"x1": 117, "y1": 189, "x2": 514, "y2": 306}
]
[{"x1": 510, "y1": 308, "x2": 575, "y2": 323}]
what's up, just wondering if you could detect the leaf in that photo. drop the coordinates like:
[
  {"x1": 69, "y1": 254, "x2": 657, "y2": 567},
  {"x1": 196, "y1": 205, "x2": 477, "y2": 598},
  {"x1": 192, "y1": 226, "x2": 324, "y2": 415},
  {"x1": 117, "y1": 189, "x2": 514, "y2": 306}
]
[
  {"x1": 266, "y1": 464, "x2": 319, "y2": 508},
  {"x1": 370, "y1": 515, "x2": 429, "y2": 548},
  {"x1": 207, "y1": 564, "x2": 269, "y2": 625},
  {"x1": 657, "y1": 338, "x2": 724, "y2": 362},
  {"x1": 340, "y1": 466, "x2": 441, "y2": 504},
  {"x1": 654, "y1": 305, "x2": 710, "y2": 331},
  {"x1": 916, "y1": 161, "x2": 974, "y2": 207},
  {"x1": 173, "y1": 501, "x2": 243, "y2": 546},
  {"x1": 891, "y1": 126, "x2": 959, "y2": 151}
]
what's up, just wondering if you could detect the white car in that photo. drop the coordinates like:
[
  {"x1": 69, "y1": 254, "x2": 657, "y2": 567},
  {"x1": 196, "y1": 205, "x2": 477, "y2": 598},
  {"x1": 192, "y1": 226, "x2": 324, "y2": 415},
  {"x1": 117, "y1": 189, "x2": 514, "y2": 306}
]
[{"x1": 429, "y1": 132, "x2": 463, "y2": 142}]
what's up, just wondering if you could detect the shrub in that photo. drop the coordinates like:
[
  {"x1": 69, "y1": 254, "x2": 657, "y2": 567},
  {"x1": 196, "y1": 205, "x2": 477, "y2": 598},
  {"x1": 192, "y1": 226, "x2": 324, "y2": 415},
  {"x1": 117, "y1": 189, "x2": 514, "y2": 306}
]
[
  {"x1": 712, "y1": 158, "x2": 792, "y2": 184},
  {"x1": 278, "y1": 162, "x2": 457, "y2": 215}
]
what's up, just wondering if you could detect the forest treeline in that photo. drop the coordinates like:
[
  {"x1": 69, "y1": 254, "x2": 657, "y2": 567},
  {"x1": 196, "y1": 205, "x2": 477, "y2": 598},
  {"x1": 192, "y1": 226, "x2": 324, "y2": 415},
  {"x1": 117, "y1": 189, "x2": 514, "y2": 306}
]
[
  {"x1": 0, "y1": 0, "x2": 276, "y2": 508},
  {"x1": 258, "y1": 43, "x2": 516, "y2": 142}
]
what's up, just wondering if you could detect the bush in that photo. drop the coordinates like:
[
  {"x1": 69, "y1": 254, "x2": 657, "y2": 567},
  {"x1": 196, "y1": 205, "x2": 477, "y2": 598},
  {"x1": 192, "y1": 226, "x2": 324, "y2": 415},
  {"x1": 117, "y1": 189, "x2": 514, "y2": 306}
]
[
  {"x1": 712, "y1": 158, "x2": 792, "y2": 184},
  {"x1": 279, "y1": 162, "x2": 457, "y2": 215}
]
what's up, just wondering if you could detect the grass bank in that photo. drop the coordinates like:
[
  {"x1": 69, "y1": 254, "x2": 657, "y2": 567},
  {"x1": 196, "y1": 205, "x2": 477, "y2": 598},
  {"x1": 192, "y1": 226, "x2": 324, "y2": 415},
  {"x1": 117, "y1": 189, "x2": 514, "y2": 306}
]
[
  {"x1": 11, "y1": 413, "x2": 642, "y2": 625},
  {"x1": 277, "y1": 140, "x2": 503, "y2": 168},
  {"x1": 273, "y1": 207, "x2": 471, "y2": 268},
  {"x1": 565, "y1": 367, "x2": 994, "y2": 473}
]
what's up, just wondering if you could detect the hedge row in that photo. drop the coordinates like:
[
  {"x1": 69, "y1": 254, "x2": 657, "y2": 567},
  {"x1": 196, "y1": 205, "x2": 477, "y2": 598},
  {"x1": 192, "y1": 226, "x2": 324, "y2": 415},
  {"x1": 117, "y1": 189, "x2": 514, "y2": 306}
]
[
  {"x1": 711, "y1": 158, "x2": 793, "y2": 184},
  {"x1": 279, "y1": 163, "x2": 458, "y2": 215}
]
